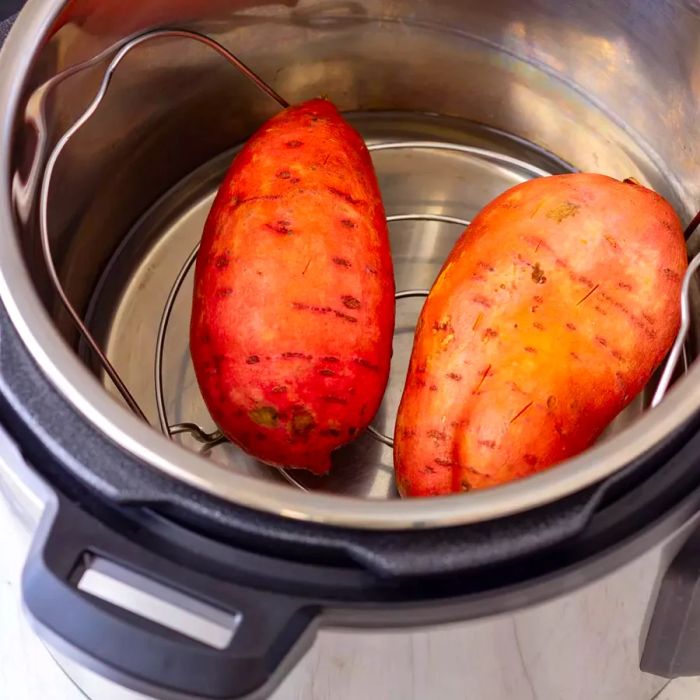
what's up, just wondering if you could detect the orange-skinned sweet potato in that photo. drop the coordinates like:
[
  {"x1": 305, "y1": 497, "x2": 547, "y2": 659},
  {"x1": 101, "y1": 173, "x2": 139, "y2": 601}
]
[
  {"x1": 394, "y1": 174, "x2": 686, "y2": 496},
  {"x1": 191, "y1": 98, "x2": 394, "y2": 473}
]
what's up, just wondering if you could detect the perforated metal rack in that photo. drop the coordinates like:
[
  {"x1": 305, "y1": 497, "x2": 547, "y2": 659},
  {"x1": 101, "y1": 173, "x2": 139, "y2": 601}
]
[{"x1": 36, "y1": 28, "x2": 700, "y2": 488}]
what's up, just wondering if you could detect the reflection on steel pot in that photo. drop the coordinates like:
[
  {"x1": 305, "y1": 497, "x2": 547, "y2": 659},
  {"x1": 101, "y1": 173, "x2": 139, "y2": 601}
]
[{"x1": 1, "y1": 1, "x2": 700, "y2": 699}]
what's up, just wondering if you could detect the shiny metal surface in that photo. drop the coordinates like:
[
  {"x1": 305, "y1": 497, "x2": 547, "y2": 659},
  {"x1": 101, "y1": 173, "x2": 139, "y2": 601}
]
[
  {"x1": 1, "y1": 0, "x2": 700, "y2": 527},
  {"x1": 38, "y1": 28, "x2": 289, "y2": 422},
  {"x1": 1, "y1": 450, "x2": 695, "y2": 700},
  {"x1": 0, "y1": 421, "x2": 693, "y2": 700},
  {"x1": 653, "y1": 254, "x2": 700, "y2": 407}
]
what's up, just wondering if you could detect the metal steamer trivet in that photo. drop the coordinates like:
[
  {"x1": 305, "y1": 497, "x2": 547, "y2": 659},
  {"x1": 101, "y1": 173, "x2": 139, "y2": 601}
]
[{"x1": 36, "y1": 28, "x2": 698, "y2": 491}]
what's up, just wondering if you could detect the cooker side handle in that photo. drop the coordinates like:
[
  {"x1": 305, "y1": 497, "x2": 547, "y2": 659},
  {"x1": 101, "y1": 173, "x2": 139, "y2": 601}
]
[
  {"x1": 641, "y1": 526, "x2": 700, "y2": 678},
  {"x1": 22, "y1": 493, "x2": 319, "y2": 699}
]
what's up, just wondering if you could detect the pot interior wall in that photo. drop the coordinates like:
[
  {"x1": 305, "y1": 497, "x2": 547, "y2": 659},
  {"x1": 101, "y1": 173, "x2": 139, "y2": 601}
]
[{"x1": 7, "y1": 0, "x2": 700, "y2": 499}]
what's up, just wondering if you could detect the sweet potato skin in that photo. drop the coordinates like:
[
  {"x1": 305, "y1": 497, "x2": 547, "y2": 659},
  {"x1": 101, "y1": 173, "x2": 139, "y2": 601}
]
[
  {"x1": 394, "y1": 174, "x2": 686, "y2": 496},
  {"x1": 191, "y1": 99, "x2": 394, "y2": 473}
]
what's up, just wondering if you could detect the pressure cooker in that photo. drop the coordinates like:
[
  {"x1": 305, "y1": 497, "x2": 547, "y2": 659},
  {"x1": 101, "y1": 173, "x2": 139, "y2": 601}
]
[{"x1": 3, "y1": 1, "x2": 700, "y2": 698}]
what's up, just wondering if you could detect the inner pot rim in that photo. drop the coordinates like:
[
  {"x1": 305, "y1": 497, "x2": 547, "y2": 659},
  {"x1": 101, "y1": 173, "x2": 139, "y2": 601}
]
[{"x1": 0, "y1": 0, "x2": 698, "y2": 530}]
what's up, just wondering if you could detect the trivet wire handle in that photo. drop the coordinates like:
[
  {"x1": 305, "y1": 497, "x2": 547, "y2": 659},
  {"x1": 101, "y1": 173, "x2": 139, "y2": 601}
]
[
  {"x1": 651, "y1": 212, "x2": 700, "y2": 407},
  {"x1": 37, "y1": 29, "x2": 289, "y2": 421}
]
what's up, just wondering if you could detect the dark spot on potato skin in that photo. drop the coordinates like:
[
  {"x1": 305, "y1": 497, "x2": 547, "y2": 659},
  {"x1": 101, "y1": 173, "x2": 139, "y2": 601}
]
[
  {"x1": 322, "y1": 395, "x2": 348, "y2": 405},
  {"x1": 294, "y1": 302, "x2": 351, "y2": 320},
  {"x1": 472, "y1": 295, "x2": 492, "y2": 308},
  {"x1": 319, "y1": 368, "x2": 336, "y2": 376},
  {"x1": 663, "y1": 268, "x2": 680, "y2": 282},
  {"x1": 447, "y1": 372, "x2": 462, "y2": 381},
  {"x1": 267, "y1": 220, "x2": 293, "y2": 235},
  {"x1": 277, "y1": 169, "x2": 291, "y2": 179},
  {"x1": 433, "y1": 319, "x2": 454, "y2": 333},
  {"x1": 533, "y1": 321, "x2": 544, "y2": 330},
  {"x1": 282, "y1": 351, "x2": 312, "y2": 360},
  {"x1": 523, "y1": 453, "x2": 538, "y2": 467},
  {"x1": 429, "y1": 384, "x2": 438, "y2": 391},
  {"x1": 290, "y1": 406, "x2": 315, "y2": 436},
  {"x1": 354, "y1": 357, "x2": 380, "y2": 372},
  {"x1": 327, "y1": 186, "x2": 362, "y2": 205},
  {"x1": 340, "y1": 219, "x2": 356, "y2": 229},
  {"x1": 321, "y1": 427, "x2": 342, "y2": 437},
  {"x1": 531, "y1": 263, "x2": 547, "y2": 284},
  {"x1": 272, "y1": 385, "x2": 287, "y2": 393},
  {"x1": 434, "y1": 457, "x2": 453, "y2": 466},
  {"x1": 611, "y1": 349, "x2": 624, "y2": 361},
  {"x1": 546, "y1": 201, "x2": 580, "y2": 222},
  {"x1": 566, "y1": 322, "x2": 576, "y2": 331},
  {"x1": 249, "y1": 405, "x2": 279, "y2": 428},
  {"x1": 341, "y1": 295, "x2": 361, "y2": 309},
  {"x1": 478, "y1": 440, "x2": 496, "y2": 449},
  {"x1": 239, "y1": 194, "x2": 281, "y2": 205},
  {"x1": 333, "y1": 257, "x2": 351, "y2": 268},
  {"x1": 547, "y1": 395, "x2": 557, "y2": 410},
  {"x1": 246, "y1": 355, "x2": 260, "y2": 364},
  {"x1": 321, "y1": 356, "x2": 340, "y2": 363},
  {"x1": 524, "y1": 346, "x2": 537, "y2": 353},
  {"x1": 596, "y1": 336, "x2": 608, "y2": 347},
  {"x1": 214, "y1": 253, "x2": 230, "y2": 269},
  {"x1": 334, "y1": 310, "x2": 358, "y2": 323},
  {"x1": 286, "y1": 140, "x2": 303, "y2": 148},
  {"x1": 618, "y1": 281, "x2": 633, "y2": 291},
  {"x1": 427, "y1": 429, "x2": 447, "y2": 442},
  {"x1": 216, "y1": 287, "x2": 233, "y2": 299}
]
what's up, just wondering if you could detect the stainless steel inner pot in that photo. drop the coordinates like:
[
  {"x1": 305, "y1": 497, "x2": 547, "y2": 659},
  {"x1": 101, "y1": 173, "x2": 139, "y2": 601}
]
[{"x1": 1, "y1": 0, "x2": 700, "y2": 529}]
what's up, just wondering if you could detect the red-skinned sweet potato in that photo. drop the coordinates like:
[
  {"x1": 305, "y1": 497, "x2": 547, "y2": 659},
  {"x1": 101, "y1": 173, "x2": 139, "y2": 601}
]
[
  {"x1": 394, "y1": 174, "x2": 686, "y2": 496},
  {"x1": 191, "y1": 98, "x2": 394, "y2": 473}
]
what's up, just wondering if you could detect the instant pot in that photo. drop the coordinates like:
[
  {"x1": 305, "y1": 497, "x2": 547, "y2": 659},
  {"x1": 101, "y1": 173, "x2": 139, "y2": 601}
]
[{"x1": 3, "y1": 1, "x2": 700, "y2": 698}]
